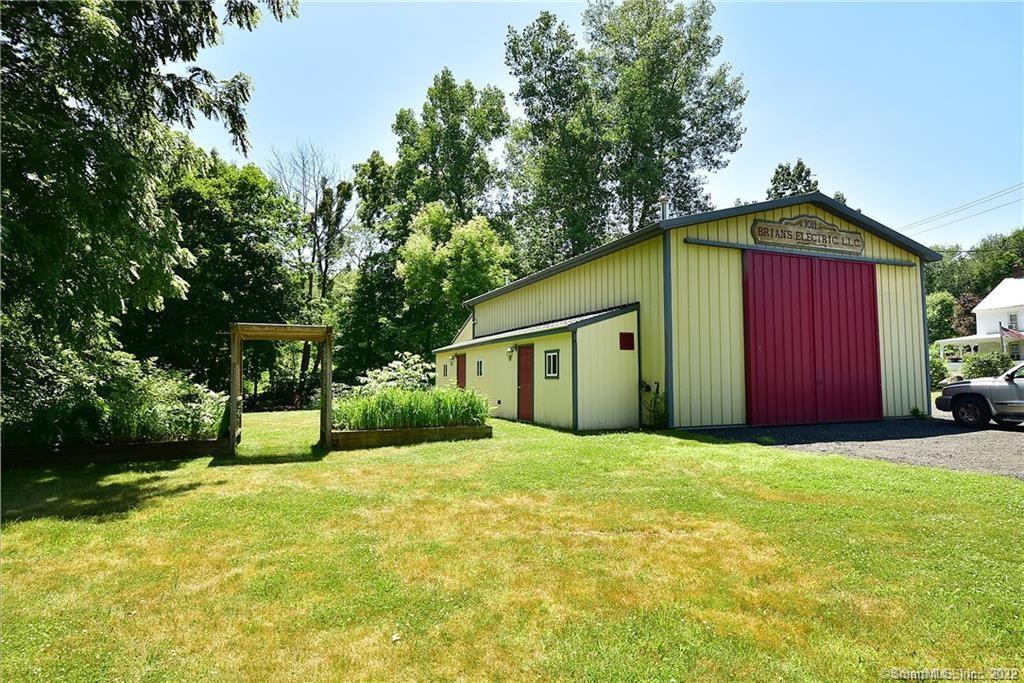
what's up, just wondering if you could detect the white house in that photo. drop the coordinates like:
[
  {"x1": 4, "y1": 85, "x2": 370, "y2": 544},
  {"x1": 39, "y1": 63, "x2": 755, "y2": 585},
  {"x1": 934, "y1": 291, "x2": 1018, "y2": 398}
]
[{"x1": 936, "y1": 277, "x2": 1024, "y2": 367}]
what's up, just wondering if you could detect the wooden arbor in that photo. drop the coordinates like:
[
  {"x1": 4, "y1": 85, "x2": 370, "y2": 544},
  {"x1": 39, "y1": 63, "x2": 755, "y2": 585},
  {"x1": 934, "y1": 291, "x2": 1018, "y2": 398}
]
[{"x1": 229, "y1": 323, "x2": 333, "y2": 455}]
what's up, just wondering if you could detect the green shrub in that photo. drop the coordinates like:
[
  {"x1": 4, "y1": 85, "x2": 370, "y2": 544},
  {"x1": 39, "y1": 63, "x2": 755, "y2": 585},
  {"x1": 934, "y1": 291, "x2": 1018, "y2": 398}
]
[
  {"x1": 929, "y1": 346, "x2": 950, "y2": 390},
  {"x1": 333, "y1": 388, "x2": 488, "y2": 430},
  {"x1": 1, "y1": 315, "x2": 226, "y2": 449},
  {"x1": 961, "y1": 350, "x2": 1014, "y2": 379}
]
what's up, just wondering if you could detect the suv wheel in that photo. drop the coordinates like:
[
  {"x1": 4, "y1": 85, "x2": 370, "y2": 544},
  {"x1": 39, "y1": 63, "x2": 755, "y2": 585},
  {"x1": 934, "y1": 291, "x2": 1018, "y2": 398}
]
[{"x1": 951, "y1": 396, "x2": 990, "y2": 427}]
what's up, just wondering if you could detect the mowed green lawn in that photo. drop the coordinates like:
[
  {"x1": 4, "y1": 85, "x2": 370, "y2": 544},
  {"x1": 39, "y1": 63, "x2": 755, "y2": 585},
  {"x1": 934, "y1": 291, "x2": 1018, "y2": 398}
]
[{"x1": 3, "y1": 411, "x2": 1022, "y2": 680}]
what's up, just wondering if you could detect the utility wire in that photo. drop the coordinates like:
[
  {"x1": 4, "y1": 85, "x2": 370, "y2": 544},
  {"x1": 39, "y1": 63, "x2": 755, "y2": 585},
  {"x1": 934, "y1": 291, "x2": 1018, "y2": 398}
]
[
  {"x1": 934, "y1": 247, "x2": 1023, "y2": 254},
  {"x1": 900, "y1": 182, "x2": 1023, "y2": 231},
  {"x1": 906, "y1": 197, "x2": 1024, "y2": 237}
]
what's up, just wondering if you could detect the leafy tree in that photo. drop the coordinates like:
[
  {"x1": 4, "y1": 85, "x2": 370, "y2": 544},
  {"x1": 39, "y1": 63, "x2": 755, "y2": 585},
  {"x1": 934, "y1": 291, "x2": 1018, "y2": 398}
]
[
  {"x1": 766, "y1": 158, "x2": 818, "y2": 199},
  {"x1": 443, "y1": 216, "x2": 513, "y2": 321},
  {"x1": 120, "y1": 153, "x2": 302, "y2": 391},
  {"x1": 505, "y1": 12, "x2": 610, "y2": 270},
  {"x1": 1, "y1": 1, "x2": 293, "y2": 451},
  {"x1": 1, "y1": 0, "x2": 294, "y2": 336},
  {"x1": 353, "y1": 150, "x2": 395, "y2": 235},
  {"x1": 832, "y1": 191, "x2": 848, "y2": 204},
  {"x1": 340, "y1": 70, "x2": 509, "y2": 379},
  {"x1": 334, "y1": 251, "x2": 406, "y2": 384},
  {"x1": 584, "y1": 0, "x2": 746, "y2": 231},
  {"x1": 268, "y1": 143, "x2": 357, "y2": 396},
  {"x1": 388, "y1": 68, "x2": 509, "y2": 237},
  {"x1": 964, "y1": 230, "x2": 1024, "y2": 297},
  {"x1": 925, "y1": 229, "x2": 1023, "y2": 300},
  {"x1": 311, "y1": 179, "x2": 356, "y2": 300},
  {"x1": 924, "y1": 243, "x2": 968, "y2": 297},
  {"x1": 953, "y1": 292, "x2": 982, "y2": 337},
  {"x1": 926, "y1": 291, "x2": 957, "y2": 343},
  {"x1": 398, "y1": 204, "x2": 511, "y2": 356}
]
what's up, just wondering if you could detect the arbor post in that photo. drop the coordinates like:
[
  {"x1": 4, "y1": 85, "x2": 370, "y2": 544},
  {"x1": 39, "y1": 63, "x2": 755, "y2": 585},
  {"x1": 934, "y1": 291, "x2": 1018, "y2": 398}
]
[{"x1": 229, "y1": 323, "x2": 242, "y2": 455}]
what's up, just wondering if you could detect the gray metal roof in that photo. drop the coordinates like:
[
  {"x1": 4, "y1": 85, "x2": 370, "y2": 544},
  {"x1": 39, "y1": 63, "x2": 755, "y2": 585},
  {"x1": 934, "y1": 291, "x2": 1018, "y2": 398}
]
[
  {"x1": 464, "y1": 192, "x2": 942, "y2": 307},
  {"x1": 433, "y1": 304, "x2": 638, "y2": 354}
]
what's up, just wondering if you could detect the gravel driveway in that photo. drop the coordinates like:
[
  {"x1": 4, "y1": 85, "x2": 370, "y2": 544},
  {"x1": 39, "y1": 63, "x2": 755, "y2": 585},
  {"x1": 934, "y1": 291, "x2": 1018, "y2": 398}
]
[{"x1": 690, "y1": 413, "x2": 1024, "y2": 479}]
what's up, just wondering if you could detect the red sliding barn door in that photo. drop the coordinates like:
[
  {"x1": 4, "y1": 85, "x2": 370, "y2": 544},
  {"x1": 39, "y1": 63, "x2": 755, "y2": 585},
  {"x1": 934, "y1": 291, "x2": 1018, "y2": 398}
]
[
  {"x1": 811, "y1": 258, "x2": 884, "y2": 423},
  {"x1": 744, "y1": 252, "x2": 818, "y2": 425},
  {"x1": 744, "y1": 251, "x2": 883, "y2": 426}
]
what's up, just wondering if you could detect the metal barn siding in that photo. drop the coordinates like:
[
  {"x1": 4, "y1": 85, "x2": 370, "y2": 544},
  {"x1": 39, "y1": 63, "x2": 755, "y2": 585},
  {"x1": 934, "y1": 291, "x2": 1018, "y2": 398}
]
[
  {"x1": 670, "y1": 202, "x2": 928, "y2": 426},
  {"x1": 529, "y1": 335, "x2": 574, "y2": 428},
  {"x1": 743, "y1": 251, "x2": 883, "y2": 426},
  {"x1": 671, "y1": 229, "x2": 747, "y2": 428},
  {"x1": 435, "y1": 333, "x2": 574, "y2": 428},
  {"x1": 472, "y1": 236, "x2": 665, "y2": 406},
  {"x1": 575, "y1": 310, "x2": 640, "y2": 430},
  {"x1": 876, "y1": 263, "x2": 928, "y2": 416},
  {"x1": 452, "y1": 316, "x2": 474, "y2": 344}
]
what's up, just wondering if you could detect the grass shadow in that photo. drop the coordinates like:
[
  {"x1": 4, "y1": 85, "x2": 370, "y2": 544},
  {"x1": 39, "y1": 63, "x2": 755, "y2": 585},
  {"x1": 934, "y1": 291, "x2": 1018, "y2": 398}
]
[
  {"x1": 207, "y1": 441, "x2": 331, "y2": 467},
  {"x1": 1, "y1": 459, "x2": 219, "y2": 524}
]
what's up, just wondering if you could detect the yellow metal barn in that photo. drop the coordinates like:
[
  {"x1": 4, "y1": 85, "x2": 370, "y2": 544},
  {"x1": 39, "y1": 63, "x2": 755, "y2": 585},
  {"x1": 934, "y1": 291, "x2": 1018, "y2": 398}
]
[{"x1": 435, "y1": 192, "x2": 942, "y2": 430}]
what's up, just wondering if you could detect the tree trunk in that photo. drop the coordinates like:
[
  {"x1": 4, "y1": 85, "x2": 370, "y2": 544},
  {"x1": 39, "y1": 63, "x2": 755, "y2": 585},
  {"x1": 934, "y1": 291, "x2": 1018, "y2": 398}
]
[
  {"x1": 310, "y1": 343, "x2": 323, "y2": 393},
  {"x1": 297, "y1": 342, "x2": 311, "y2": 407}
]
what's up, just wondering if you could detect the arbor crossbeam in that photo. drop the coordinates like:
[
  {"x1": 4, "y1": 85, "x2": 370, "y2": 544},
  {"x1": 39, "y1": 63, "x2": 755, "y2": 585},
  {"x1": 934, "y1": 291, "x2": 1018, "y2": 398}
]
[{"x1": 228, "y1": 322, "x2": 333, "y2": 455}]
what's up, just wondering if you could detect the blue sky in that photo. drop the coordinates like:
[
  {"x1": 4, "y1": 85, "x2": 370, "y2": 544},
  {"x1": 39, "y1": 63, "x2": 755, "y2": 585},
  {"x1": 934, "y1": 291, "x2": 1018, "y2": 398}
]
[{"x1": 187, "y1": 1, "x2": 1024, "y2": 248}]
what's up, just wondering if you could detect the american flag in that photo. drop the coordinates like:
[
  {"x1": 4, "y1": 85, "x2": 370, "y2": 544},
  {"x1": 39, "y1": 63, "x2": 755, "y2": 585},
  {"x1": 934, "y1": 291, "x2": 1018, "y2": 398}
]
[{"x1": 1001, "y1": 324, "x2": 1024, "y2": 341}]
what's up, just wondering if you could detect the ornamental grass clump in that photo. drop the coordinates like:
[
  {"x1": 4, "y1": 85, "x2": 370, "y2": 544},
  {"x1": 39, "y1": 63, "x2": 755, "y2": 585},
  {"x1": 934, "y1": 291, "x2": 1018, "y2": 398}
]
[{"x1": 333, "y1": 388, "x2": 488, "y2": 430}]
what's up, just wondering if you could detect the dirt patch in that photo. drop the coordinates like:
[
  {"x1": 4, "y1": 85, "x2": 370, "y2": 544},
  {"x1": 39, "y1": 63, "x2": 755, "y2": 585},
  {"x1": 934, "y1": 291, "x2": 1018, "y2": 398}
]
[{"x1": 357, "y1": 492, "x2": 896, "y2": 670}]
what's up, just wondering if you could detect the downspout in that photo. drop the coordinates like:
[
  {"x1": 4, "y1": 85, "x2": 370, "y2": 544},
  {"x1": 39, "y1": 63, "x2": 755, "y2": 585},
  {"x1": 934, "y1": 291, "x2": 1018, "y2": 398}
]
[{"x1": 571, "y1": 331, "x2": 579, "y2": 431}]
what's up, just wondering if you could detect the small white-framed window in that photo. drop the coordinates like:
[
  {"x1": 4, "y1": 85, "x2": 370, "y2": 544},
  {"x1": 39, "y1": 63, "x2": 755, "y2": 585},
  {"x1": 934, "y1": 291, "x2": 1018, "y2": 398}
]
[
  {"x1": 443, "y1": 364, "x2": 448, "y2": 377},
  {"x1": 476, "y1": 359, "x2": 483, "y2": 376},
  {"x1": 1010, "y1": 313, "x2": 1019, "y2": 331},
  {"x1": 1010, "y1": 342, "x2": 1021, "y2": 361},
  {"x1": 544, "y1": 350, "x2": 559, "y2": 379}
]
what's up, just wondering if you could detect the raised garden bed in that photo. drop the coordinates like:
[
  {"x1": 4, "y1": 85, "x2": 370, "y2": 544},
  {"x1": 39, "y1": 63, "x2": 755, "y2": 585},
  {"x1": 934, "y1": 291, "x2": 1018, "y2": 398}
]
[
  {"x1": 331, "y1": 424, "x2": 492, "y2": 450},
  {"x1": 2, "y1": 438, "x2": 230, "y2": 469}
]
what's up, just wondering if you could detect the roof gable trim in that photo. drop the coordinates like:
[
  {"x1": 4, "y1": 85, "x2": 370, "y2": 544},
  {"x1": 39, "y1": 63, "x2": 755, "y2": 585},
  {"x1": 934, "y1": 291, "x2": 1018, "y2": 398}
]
[
  {"x1": 433, "y1": 304, "x2": 638, "y2": 354},
  {"x1": 464, "y1": 192, "x2": 941, "y2": 307}
]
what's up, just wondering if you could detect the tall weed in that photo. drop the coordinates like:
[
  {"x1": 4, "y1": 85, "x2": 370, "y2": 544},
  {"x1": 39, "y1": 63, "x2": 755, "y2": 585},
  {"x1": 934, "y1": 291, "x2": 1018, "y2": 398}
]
[{"x1": 333, "y1": 388, "x2": 488, "y2": 430}]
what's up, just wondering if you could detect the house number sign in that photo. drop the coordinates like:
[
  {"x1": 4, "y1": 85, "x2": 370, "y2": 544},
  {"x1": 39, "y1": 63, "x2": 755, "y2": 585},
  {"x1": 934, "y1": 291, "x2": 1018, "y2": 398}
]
[{"x1": 751, "y1": 215, "x2": 865, "y2": 255}]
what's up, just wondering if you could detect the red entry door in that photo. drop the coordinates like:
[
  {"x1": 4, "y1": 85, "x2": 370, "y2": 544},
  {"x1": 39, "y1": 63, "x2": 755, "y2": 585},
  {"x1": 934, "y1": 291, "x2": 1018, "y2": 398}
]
[
  {"x1": 517, "y1": 344, "x2": 534, "y2": 422},
  {"x1": 456, "y1": 354, "x2": 467, "y2": 389},
  {"x1": 744, "y1": 251, "x2": 883, "y2": 426}
]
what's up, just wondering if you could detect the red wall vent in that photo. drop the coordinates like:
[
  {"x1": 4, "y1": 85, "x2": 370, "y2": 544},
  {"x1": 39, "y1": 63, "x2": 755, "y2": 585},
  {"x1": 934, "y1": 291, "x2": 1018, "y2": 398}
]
[{"x1": 619, "y1": 332, "x2": 635, "y2": 350}]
